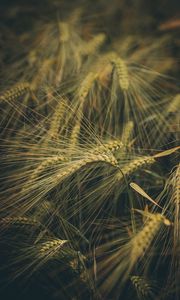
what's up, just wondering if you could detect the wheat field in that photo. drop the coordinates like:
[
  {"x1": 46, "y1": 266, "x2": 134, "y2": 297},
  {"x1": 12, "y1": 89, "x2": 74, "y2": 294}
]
[{"x1": 0, "y1": 1, "x2": 179, "y2": 299}]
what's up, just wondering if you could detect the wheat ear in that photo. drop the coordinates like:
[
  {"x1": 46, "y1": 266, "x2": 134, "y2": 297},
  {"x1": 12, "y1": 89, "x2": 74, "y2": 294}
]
[
  {"x1": 98, "y1": 212, "x2": 170, "y2": 295},
  {"x1": 44, "y1": 97, "x2": 68, "y2": 143},
  {"x1": 116, "y1": 156, "x2": 155, "y2": 181},
  {"x1": 130, "y1": 212, "x2": 171, "y2": 260},
  {"x1": 55, "y1": 152, "x2": 119, "y2": 184},
  {"x1": 0, "y1": 216, "x2": 38, "y2": 226},
  {"x1": 0, "y1": 82, "x2": 30, "y2": 102},
  {"x1": 80, "y1": 33, "x2": 106, "y2": 55},
  {"x1": 121, "y1": 121, "x2": 134, "y2": 145},
  {"x1": 92, "y1": 139, "x2": 124, "y2": 155},
  {"x1": 116, "y1": 146, "x2": 180, "y2": 181},
  {"x1": 31, "y1": 59, "x2": 54, "y2": 91},
  {"x1": 131, "y1": 275, "x2": 155, "y2": 299},
  {"x1": 70, "y1": 72, "x2": 98, "y2": 146},
  {"x1": 103, "y1": 52, "x2": 129, "y2": 91},
  {"x1": 171, "y1": 164, "x2": 180, "y2": 248},
  {"x1": 29, "y1": 154, "x2": 68, "y2": 182},
  {"x1": 167, "y1": 94, "x2": 180, "y2": 114},
  {"x1": 59, "y1": 21, "x2": 70, "y2": 42},
  {"x1": 38, "y1": 238, "x2": 68, "y2": 258}
]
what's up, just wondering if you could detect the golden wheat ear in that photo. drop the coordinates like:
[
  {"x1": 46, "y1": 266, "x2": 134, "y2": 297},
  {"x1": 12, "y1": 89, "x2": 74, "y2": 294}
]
[
  {"x1": 114, "y1": 146, "x2": 180, "y2": 187},
  {"x1": 132, "y1": 208, "x2": 171, "y2": 225},
  {"x1": 0, "y1": 82, "x2": 31, "y2": 103},
  {"x1": 131, "y1": 275, "x2": 157, "y2": 300}
]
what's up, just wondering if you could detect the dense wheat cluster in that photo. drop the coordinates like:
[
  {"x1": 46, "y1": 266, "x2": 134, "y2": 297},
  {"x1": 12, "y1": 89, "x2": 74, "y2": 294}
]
[{"x1": 0, "y1": 1, "x2": 179, "y2": 299}]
